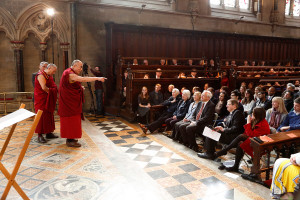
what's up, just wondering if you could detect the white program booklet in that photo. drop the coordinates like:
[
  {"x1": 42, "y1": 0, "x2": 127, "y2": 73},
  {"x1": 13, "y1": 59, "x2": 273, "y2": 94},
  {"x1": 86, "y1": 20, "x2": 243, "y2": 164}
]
[
  {"x1": 0, "y1": 109, "x2": 35, "y2": 130},
  {"x1": 203, "y1": 126, "x2": 221, "y2": 141}
]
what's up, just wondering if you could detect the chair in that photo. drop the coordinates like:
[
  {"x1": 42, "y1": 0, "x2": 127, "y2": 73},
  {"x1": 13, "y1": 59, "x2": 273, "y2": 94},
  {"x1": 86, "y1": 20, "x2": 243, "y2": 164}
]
[{"x1": 212, "y1": 113, "x2": 219, "y2": 127}]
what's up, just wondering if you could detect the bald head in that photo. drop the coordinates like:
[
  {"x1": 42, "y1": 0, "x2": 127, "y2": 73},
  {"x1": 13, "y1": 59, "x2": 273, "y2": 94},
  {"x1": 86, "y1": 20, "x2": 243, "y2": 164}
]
[{"x1": 71, "y1": 59, "x2": 83, "y2": 75}]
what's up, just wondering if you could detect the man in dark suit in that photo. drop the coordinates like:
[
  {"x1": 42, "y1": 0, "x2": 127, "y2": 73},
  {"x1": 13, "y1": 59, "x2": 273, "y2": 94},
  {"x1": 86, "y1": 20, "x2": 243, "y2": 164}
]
[
  {"x1": 179, "y1": 90, "x2": 215, "y2": 152},
  {"x1": 149, "y1": 84, "x2": 164, "y2": 106},
  {"x1": 198, "y1": 99, "x2": 245, "y2": 159},
  {"x1": 139, "y1": 88, "x2": 181, "y2": 136}
]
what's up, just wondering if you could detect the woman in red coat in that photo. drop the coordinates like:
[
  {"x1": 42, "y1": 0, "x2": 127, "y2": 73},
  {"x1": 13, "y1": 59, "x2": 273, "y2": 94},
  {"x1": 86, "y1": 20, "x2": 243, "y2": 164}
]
[{"x1": 215, "y1": 107, "x2": 270, "y2": 172}]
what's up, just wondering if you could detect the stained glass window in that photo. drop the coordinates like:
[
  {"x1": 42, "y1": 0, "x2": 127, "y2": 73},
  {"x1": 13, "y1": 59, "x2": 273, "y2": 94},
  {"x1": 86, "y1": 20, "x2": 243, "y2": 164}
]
[
  {"x1": 239, "y1": 0, "x2": 249, "y2": 9},
  {"x1": 224, "y1": 0, "x2": 236, "y2": 7},
  {"x1": 286, "y1": 0, "x2": 291, "y2": 15},
  {"x1": 210, "y1": 0, "x2": 221, "y2": 5},
  {"x1": 294, "y1": 0, "x2": 300, "y2": 16}
]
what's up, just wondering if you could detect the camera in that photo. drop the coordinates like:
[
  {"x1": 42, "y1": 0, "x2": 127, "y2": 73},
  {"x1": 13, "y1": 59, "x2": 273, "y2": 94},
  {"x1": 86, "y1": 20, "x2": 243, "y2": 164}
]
[{"x1": 83, "y1": 62, "x2": 88, "y2": 75}]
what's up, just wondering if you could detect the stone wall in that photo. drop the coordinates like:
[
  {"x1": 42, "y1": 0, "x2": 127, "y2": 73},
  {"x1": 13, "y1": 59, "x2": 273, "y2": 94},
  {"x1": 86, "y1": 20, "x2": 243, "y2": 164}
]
[{"x1": 0, "y1": 0, "x2": 299, "y2": 111}]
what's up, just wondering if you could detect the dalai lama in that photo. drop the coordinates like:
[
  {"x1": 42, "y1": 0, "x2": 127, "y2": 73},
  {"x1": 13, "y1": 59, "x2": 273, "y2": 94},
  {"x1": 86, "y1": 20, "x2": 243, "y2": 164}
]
[
  {"x1": 34, "y1": 63, "x2": 58, "y2": 143},
  {"x1": 58, "y1": 60, "x2": 106, "y2": 147}
]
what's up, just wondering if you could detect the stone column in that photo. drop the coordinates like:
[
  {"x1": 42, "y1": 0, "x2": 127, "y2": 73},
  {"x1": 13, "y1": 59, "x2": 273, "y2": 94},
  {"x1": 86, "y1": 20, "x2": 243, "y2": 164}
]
[
  {"x1": 70, "y1": 2, "x2": 77, "y2": 61},
  {"x1": 40, "y1": 43, "x2": 47, "y2": 61},
  {"x1": 290, "y1": 0, "x2": 294, "y2": 16},
  {"x1": 60, "y1": 43, "x2": 70, "y2": 70},
  {"x1": 257, "y1": 0, "x2": 262, "y2": 20},
  {"x1": 221, "y1": 0, "x2": 225, "y2": 9},
  {"x1": 235, "y1": 0, "x2": 240, "y2": 11},
  {"x1": 249, "y1": 0, "x2": 253, "y2": 12},
  {"x1": 11, "y1": 41, "x2": 25, "y2": 92}
]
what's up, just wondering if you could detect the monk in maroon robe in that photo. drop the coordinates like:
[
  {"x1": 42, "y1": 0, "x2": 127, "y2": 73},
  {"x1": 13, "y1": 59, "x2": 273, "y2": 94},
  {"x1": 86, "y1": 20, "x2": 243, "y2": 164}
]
[
  {"x1": 58, "y1": 60, "x2": 106, "y2": 147},
  {"x1": 34, "y1": 63, "x2": 58, "y2": 143}
]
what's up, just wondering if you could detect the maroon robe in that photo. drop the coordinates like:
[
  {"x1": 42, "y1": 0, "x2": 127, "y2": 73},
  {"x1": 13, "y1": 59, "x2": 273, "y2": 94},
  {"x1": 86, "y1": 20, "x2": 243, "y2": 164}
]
[
  {"x1": 34, "y1": 70, "x2": 58, "y2": 134},
  {"x1": 58, "y1": 68, "x2": 84, "y2": 139}
]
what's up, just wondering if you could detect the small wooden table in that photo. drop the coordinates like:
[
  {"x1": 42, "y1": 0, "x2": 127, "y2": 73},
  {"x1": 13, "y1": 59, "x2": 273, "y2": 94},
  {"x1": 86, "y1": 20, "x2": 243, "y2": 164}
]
[{"x1": 250, "y1": 130, "x2": 300, "y2": 181}]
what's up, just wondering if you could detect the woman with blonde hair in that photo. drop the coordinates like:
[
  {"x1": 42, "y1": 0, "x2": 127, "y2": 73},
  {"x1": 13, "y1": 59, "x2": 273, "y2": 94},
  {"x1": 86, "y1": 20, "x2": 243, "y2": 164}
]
[{"x1": 266, "y1": 97, "x2": 288, "y2": 133}]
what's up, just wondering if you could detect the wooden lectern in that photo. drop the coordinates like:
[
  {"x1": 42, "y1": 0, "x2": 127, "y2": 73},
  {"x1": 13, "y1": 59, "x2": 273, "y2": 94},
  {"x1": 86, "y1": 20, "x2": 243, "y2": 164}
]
[{"x1": 0, "y1": 104, "x2": 42, "y2": 200}]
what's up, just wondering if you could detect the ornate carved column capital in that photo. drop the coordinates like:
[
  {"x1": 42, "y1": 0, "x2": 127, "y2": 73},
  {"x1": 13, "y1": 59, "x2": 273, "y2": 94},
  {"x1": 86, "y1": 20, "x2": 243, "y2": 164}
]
[
  {"x1": 40, "y1": 42, "x2": 47, "y2": 51},
  {"x1": 60, "y1": 42, "x2": 70, "y2": 50},
  {"x1": 10, "y1": 41, "x2": 24, "y2": 50}
]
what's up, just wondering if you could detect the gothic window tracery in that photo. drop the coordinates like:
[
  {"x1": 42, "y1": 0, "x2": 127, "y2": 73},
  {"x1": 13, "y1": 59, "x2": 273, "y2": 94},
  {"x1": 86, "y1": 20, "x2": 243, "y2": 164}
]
[{"x1": 286, "y1": 0, "x2": 300, "y2": 16}]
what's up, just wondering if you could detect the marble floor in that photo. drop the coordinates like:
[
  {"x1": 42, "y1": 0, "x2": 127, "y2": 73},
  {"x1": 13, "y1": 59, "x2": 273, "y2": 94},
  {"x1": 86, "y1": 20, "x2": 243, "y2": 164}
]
[{"x1": 0, "y1": 113, "x2": 272, "y2": 200}]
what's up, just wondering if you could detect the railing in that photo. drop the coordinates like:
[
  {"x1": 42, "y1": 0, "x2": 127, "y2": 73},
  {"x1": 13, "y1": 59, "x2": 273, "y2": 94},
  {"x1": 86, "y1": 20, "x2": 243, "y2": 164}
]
[{"x1": 0, "y1": 92, "x2": 34, "y2": 114}]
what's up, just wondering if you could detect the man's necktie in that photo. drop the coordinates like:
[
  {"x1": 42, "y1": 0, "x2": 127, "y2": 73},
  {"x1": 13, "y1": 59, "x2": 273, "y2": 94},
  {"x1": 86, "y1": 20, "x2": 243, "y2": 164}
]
[{"x1": 196, "y1": 103, "x2": 205, "y2": 120}]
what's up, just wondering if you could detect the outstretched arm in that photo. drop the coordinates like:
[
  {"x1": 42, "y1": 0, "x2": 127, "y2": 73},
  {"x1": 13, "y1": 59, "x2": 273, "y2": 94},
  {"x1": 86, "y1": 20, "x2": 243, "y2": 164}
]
[{"x1": 69, "y1": 73, "x2": 106, "y2": 83}]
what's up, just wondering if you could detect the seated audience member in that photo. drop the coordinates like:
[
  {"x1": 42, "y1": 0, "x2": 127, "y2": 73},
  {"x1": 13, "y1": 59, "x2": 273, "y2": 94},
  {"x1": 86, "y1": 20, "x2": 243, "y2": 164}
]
[
  {"x1": 199, "y1": 59, "x2": 205, "y2": 67},
  {"x1": 198, "y1": 99, "x2": 245, "y2": 159},
  {"x1": 188, "y1": 59, "x2": 193, "y2": 66},
  {"x1": 203, "y1": 83, "x2": 209, "y2": 91},
  {"x1": 215, "y1": 91, "x2": 229, "y2": 120},
  {"x1": 230, "y1": 90, "x2": 244, "y2": 113},
  {"x1": 165, "y1": 90, "x2": 191, "y2": 131},
  {"x1": 143, "y1": 74, "x2": 149, "y2": 79},
  {"x1": 177, "y1": 72, "x2": 186, "y2": 79},
  {"x1": 276, "y1": 62, "x2": 281, "y2": 66},
  {"x1": 133, "y1": 58, "x2": 138, "y2": 65},
  {"x1": 190, "y1": 87, "x2": 200, "y2": 102},
  {"x1": 240, "y1": 85, "x2": 246, "y2": 99},
  {"x1": 267, "y1": 68, "x2": 276, "y2": 77},
  {"x1": 270, "y1": 153, "x2": 300, "y2": 199},
  {"x1": 254, "y1": 86, "x2": 263, "y2": 101},
  {"x1": 149, "y1": 84, "x2": 164, "y2": 106},
  {"x1": 154, "y1": 68, "x2": 163, "y2": 79},
  {"x1": 220, "y1": 71, "x2": 229, "y2": 87},
  {"x1": 224, "y1": 61, "x2": 230, "y2": 67},
  {"x1": 164, "y1": 84, "x2": 175, "y2": 100},
  {"x1": 260, "y1": 61, "x2": 266, "y2": 66},
  {"x1": 251, "y1": 61, "x2": 256, "y2": 66},
  {"x1": 243, "y1": 60, "x2": 249, "y2": 66},
  {"x1": 137, "y1": 86, "x2": 151, "y2": 124},
  {"x1": 215, "y1": 107, "x2": 270, "y2": 172},
  {"x1": 139, "y1": 88, "x2": 181, "y2": 136},
  {"x1": 143, "y1": 59, "x2": 149, "y2": 65},
  {"x1": 179, "y1": 91, "x2": 215, "y2": 152},
  {"x1": 171, "y1": 59, "x2": 178, "y2": 65},
  {"x1": 160, "y1": 59, "x2": 166, "y2": 66},
  {"x1": 267, "y1": 86, "x2": 276, "y2": 101},
  {"x1": 283, "y1": 91, "x2": 294, "y2": 112},
  {"x1": 283, "y1": 84, "x2": 296, "y2": 95},
  {"x1": 295, "y1": 80, "x2": 300, "y2": 91},
  {"x1": 121, "y1": 70, "x2": 128, "y2": 107},
  {"x1": 187, "y1": 68, "x2": 197, "y2": 78},
  {"x1": 241, "y1": 89, "x2": 255, "y2": 116},
  {"x1": 231, "y1": 60, "x2": 237, "y2": 67},
  {"x1": 248, "y1": 82, "x2": 254, "y2": 91},
  {"x1": 240, "y1": 82, "x2": 247, "y2": 87},
  {"x1": 277, "y1": 97, "x2": 300, "y2": 132},
  {"x1": 250, "y1": 91, "x2": 272, "y2": 113},
  {"x1": 220, "y1": 86, "x2": 230, "y2": 96},
  {"x1": 170, "y1": 92, "x2": 201, "y2": 141},
  {"x1": 266, "y1": 97, "x2": 288, "y2": 133},
  {"x1": 180, "y1": 87, "x2": 187, "y2": 94},
  {"x1": 207, "y1": 87, "x2": 218, "y2": 104}
]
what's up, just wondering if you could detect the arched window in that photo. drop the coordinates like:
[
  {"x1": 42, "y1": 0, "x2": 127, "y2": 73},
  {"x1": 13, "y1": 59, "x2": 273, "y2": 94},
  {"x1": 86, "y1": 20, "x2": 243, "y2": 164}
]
[
  {"x1": 210, "y1": 0, "x2": 251, "y2": 11},
  {"x1": 286, "y1": 0, "x2": 300, "y2": 16}
]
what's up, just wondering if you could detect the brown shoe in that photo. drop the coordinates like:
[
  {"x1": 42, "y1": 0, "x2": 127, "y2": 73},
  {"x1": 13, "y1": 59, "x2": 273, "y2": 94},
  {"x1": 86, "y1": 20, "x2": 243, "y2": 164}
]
[
  {"x1": 46, "y1": 133, "x2": 59, "y2": 139},
  {"x1": 38, "y1": 134, "x2": 47, "y2": 143},
  {"x1": 66, "y1": 140, "x2": 81, "y2": 147},
  {"x1": 138, "y1": 123, "x2": 148, "y2": 134}
]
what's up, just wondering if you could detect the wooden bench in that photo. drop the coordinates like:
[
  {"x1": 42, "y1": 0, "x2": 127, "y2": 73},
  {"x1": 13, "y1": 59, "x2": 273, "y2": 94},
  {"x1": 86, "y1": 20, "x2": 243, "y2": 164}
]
[{"x1": 250, "y1": 129, "x2": 300, "y2": 181}]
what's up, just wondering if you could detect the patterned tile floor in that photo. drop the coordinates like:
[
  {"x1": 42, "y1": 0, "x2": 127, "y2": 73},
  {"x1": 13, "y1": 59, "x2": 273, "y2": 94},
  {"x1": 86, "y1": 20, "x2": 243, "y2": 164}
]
[{"x1": 0, "y1": 112, "x2": 271, "y2": 199}]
